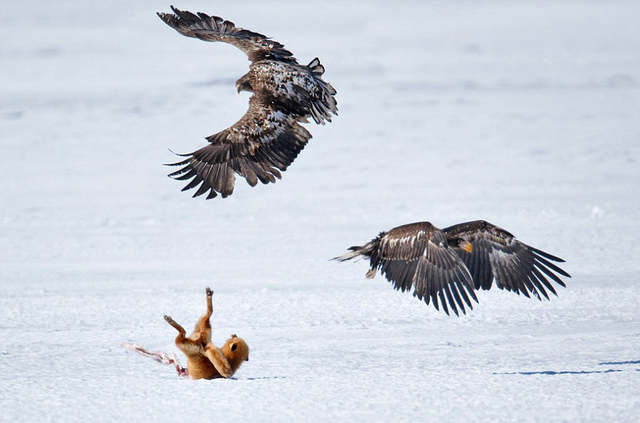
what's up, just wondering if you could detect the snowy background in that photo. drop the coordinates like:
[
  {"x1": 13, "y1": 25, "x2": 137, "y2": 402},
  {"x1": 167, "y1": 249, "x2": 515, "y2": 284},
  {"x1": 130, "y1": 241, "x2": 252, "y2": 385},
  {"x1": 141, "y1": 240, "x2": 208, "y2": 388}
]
[{"x1": 1, "y1": 0, "x2": 639, "y2": 421}]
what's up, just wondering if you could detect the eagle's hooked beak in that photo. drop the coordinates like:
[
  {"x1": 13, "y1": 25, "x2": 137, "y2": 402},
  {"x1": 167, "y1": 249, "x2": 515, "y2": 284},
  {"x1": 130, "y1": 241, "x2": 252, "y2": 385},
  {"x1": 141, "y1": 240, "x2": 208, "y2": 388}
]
[{"x1": 460, "y1": 240, "x2": 473, "y2": 253}]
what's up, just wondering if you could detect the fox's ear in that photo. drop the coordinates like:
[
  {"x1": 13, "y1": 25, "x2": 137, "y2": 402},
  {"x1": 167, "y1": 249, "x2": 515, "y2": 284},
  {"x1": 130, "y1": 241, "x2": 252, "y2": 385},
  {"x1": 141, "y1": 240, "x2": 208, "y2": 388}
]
[
  {"x1": 231, "y1": 334, "x2": 237, "y2": 338},
  {"x1": 231, "y1": 343, "x2": 238, "y2": 352}
]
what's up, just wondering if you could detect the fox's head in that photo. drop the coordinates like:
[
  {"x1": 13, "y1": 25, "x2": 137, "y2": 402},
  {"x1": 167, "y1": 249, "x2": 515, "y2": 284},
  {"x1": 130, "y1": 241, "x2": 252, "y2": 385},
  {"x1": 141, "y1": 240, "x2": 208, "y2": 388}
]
[{"x1": 222, "y1": 334, "x2": 250, "y2": 367}]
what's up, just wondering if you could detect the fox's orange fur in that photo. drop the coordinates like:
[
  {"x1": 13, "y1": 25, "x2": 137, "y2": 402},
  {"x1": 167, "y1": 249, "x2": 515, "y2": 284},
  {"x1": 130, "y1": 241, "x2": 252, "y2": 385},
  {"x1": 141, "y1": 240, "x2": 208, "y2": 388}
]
[{"x1": 164, "y1": 287, "x2": 249, "y2": 380}]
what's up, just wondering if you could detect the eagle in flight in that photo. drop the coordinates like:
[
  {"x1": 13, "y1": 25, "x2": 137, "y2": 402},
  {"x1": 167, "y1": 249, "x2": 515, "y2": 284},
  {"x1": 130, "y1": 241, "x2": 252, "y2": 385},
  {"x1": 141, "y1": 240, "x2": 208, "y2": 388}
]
[
  {"x1": 157, "y1": 7, "x2": 338, "y2": 199},
  {"x1": 335, "y1": 220, "x2": 571, "y2": 316}
]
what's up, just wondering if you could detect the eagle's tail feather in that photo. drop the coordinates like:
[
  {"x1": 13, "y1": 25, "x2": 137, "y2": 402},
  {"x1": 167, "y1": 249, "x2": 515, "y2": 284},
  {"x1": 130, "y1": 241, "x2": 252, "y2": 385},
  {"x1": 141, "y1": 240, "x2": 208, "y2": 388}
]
[
  {"x1": 332, "y1": 240, "x2": 377, "y2": 262},
  {"x1": 305, "y1": 57, "x2": 338, "y2": 125},
  {"x1": 308, "y1": 57, "x2": 325, "y2": 76}
]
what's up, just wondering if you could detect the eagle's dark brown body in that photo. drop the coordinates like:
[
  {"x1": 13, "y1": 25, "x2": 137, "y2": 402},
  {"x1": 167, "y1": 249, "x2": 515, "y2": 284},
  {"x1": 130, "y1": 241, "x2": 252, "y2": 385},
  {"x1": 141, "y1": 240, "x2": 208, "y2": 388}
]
[
  {"x1": 336, "y1": 220, "x2": 571, "y2": 316},
  {"x1": 157, "y1": 7, "x2": 337, "y2": 199}
]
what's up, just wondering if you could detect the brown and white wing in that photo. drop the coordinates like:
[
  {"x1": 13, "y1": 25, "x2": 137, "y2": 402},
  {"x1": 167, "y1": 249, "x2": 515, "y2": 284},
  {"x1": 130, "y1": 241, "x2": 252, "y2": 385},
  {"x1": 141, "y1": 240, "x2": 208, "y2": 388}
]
[
  {"x1": 368, "y1": 222, "x2": 478, "y2": 316},
  {"x1": 167, "y1": 97, "x2": 311, "y2": 199},
  {"x1": 157, "y1": 7, "x2": 297, "y2": 63},
  {"x1": 444, "y1": 220, "x2": 571, "y2": 300}
]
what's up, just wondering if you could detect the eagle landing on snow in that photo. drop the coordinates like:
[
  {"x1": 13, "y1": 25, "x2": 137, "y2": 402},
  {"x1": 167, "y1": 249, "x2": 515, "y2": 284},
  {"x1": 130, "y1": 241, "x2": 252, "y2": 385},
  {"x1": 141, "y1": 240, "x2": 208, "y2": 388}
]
[
  {"x1": 157, "y1": 7, "x2": 338, "y2": 199},
  {"x1": 335, "y1": 220, "x2": 571, "y2": 316}
]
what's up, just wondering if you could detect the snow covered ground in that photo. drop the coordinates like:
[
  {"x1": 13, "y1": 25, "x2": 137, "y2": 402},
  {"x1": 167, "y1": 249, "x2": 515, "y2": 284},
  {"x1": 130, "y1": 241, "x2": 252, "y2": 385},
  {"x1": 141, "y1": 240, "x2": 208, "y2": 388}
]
[{"x1": 1, "y1": 0, "x2": 639, "y2": 421}]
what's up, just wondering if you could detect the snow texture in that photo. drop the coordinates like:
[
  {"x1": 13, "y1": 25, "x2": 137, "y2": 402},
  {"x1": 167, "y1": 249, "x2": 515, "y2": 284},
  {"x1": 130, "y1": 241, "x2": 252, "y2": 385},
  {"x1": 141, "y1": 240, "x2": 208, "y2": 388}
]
[{"x1": 1, "y1": 1, "x2": 639, "y2": 421}]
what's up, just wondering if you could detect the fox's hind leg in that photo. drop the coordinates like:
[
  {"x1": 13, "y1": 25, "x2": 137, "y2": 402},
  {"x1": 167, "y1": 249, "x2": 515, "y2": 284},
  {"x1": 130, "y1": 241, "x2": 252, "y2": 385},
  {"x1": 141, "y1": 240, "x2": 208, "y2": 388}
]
[
  {"x1": 192, "y1": 287, "x2": 213, "y2": 344},
  {"x1": 165, "y1": 315, "x2": 187, "y2": 345}
]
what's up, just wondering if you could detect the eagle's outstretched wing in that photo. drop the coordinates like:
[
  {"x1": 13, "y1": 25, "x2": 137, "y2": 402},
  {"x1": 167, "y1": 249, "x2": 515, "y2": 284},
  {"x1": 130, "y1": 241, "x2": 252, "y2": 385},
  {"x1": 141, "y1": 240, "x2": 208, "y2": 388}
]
[
  {"x1": 167, "y1": 96, "x2": 311, "y2": 199},
  {"x1": 336, "y1": 222, "x2": 479, "y2": 316},
  {"x1": 443, "y1": 220, "x2": 571, "y2": 300},
  {"x1": 157, "y1": 6, "x2": 297, "y2": 64}
]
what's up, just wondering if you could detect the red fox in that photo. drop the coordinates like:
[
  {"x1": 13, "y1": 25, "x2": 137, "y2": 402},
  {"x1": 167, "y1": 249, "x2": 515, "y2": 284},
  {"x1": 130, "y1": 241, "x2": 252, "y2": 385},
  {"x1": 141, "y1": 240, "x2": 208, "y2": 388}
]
[{"x1": 164, "y1": 287, "x2": 249, "y2": 380}]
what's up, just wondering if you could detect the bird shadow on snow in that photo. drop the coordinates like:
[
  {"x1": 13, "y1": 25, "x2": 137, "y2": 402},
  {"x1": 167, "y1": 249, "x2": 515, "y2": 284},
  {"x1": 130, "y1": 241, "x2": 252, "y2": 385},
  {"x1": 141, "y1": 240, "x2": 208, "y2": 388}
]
[{"x1": 493, "y1": 360, "x2": 640, "y2": 376}]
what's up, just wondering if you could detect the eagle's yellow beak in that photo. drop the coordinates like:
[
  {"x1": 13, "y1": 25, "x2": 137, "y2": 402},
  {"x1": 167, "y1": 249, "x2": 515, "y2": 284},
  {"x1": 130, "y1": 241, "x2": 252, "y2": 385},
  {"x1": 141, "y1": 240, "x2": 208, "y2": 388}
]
[{"x1": 460, "y1": 240, "x2": 473, "y2": 253}]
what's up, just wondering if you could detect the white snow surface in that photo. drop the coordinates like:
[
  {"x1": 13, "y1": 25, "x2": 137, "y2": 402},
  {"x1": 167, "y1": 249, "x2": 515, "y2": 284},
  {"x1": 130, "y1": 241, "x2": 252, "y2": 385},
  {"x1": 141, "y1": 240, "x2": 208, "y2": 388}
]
[{"x1": 1, "y1": 1, "x2": 639, "y2": 421}]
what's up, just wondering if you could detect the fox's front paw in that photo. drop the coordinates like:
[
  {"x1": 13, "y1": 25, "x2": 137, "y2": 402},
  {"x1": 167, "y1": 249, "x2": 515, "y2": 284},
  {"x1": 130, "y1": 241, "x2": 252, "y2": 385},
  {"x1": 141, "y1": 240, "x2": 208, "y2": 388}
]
[{"x1": 205, "y1": 287, "x2": 213, "y2": 297}]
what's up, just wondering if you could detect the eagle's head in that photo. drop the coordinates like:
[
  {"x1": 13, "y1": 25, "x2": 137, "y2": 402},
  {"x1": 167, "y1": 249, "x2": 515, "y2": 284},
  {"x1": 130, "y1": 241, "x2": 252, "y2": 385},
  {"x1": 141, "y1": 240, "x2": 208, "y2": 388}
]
[
  {"x1": 236, "y1": 74, "x2": 253, "y2": 94},
  {"x1": 447, "y1": 237, "x2": 473, "y2": 253}
]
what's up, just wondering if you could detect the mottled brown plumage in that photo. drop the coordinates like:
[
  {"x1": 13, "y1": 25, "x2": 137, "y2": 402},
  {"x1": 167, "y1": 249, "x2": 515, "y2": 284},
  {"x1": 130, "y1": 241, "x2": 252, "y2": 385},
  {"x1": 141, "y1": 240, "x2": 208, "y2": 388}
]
[
  {"x1": 335, "y1": 220, "x2": 570, "y2": 316},
  {"x1": 157, "y1": 7, "x2": 338, "y2": 199}
]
